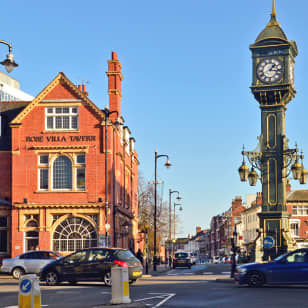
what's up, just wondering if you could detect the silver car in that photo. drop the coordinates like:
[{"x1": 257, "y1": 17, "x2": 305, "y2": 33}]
[{"x1": 1, "y1": 250, "x2": 61, "y2": 279}]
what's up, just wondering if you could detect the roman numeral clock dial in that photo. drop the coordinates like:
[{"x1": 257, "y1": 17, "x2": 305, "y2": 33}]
[{"x1": 257, "y1": 57, "x2": 283, "y2": 84}]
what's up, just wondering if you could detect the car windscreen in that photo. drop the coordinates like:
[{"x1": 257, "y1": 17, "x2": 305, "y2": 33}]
[
  {"x1": 114, "y1": 250, "x2": 137, "y2": 261},
  {"x1": 175, "y1": 253, "x2": 188, "y2": 258}
]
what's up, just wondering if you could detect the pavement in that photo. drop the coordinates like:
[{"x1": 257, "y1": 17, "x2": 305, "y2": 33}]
[{"x1": 141, "y1": 263, "x2": 170, "y2": 278}]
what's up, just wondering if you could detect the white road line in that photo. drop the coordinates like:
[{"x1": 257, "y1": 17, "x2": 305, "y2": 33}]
[
  {"x1": 203, "y1": 272, "x2": 213, "y2": 275},
  {"x1": 222, "y1": 272, "x2": 231, "y2": 275},
  {"x1": 134, "y1": 295, "x2": 166, "y2": 302},
  {"x1": 152, "y1": 293, "x2": 176, "y2": 308}
]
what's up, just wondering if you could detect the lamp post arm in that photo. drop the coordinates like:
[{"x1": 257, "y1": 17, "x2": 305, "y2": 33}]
[
  {"x1": 242, "y1": 150, "x2": 262, "y2": 171},
  {"x1": 156, "y1": 154, "x2": 169, "y2": 160},
  {"x1": 0, "y1": 40, "x2": 12, "y2": 53}
]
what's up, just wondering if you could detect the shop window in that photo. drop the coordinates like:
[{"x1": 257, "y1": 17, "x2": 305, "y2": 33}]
[
  {"x1": 53, "y1": 217, "x2": 97, "y2": 252},
  {"x1": 0, "y1": 217, "x2": 8, "y2": 253},
  {"x1": 45, "y1": 107, "x2": 78, "y2": 131},
  {"x1": 25, "y1": 231, "x2": 39, "y2": 251}
]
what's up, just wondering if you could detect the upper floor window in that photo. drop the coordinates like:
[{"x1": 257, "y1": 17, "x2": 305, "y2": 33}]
[
  {"x1": 292, "y1": 205, "x2": 308, "y2": 216},
  {"x1": 290, "y1": 221, "x2": 299, "y2": 237},
  {"x1": 38, "y1": 154, "x2": 86, "y2": 191},
  {"x1": 53, "y1": 156, "x2": 73, "y2": 189},
  {"x1": 45, "y1": 107, "x2": 78, "y2": 131}
]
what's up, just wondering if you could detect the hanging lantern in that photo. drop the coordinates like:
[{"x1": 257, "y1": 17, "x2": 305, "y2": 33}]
[
  {"x1": 291, "y1": 161, "x2": 303, "y2": 180},
  {"x1": 300, "y1": 167, "x2": 308, "y2": 184},
  {"x1": 238, "y1": 161, "x2": 249, "y2": 182},
  {"x1": 248, "y1": 168, "x2": 258, "y2": 186}
]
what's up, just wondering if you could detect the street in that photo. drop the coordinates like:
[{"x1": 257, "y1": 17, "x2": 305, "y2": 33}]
[{"x1": 1, "y1": 264, "x2": 308, "y2": 308}]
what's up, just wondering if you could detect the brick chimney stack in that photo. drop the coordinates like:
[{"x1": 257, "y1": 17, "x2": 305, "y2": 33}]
[
  {"x1": 106, "y1": 51, "x2": 123, "y2": 120},
  {"x1": 286, "y1": 179, "x2": 291, "y2": 193},
  {"x1": 256, "y1": 192, "x2": 262, "y2": 205}
]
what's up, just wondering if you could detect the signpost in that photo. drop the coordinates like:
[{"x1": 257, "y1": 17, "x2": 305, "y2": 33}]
[{"x1": 263, "y1": 236, "x2": 275, "y2": 249}]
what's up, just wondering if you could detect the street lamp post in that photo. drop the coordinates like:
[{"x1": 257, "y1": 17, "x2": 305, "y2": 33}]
[
  {"x1": 173, "y1": 202, "x2": 183, "y2": 250},
  {"x1": 101, "y1": 107, "x2": 119, "y2": 247},
  {"x1": 168, "y1": 189, "x2": 181, "y2": 258},
  {"x1": 154, "y1": 150, "x2": 171, "y2": 271},
  {"x1": 0, "y1": 40, "x2": 18, "y2": 73}
]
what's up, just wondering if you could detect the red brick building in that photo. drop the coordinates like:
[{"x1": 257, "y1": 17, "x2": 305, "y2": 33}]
[{"x1": 0, "y1": 52, "x2": 141, "y2": 259}]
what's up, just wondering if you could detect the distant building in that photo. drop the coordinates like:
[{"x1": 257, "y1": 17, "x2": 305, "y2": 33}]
[{"x1": 0, "y1": 72, "x2": 33, "y2": 102}]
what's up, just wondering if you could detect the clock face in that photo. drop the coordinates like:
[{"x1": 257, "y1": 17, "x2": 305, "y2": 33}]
[{"x1": 256, "y1": 58, "x2": 283, "y2": 84}]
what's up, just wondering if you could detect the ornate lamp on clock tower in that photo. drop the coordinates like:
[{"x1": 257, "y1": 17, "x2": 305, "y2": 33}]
[{"x1": 239, "y1": 0, "x2": 307, "y2": 261}]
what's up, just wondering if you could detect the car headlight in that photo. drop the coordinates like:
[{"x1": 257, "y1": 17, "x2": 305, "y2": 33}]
[{"x1": 237, "y1": 267, "x2": 247, "y2": 274}]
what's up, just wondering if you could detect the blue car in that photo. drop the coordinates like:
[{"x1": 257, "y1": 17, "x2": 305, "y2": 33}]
[{"x1": 235, "y1": 248, "x2": 308, "y2": 287}]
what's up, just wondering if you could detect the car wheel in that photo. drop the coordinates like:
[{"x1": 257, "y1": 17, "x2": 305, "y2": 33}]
[
  {"x1": 103, "y1": 272, "x2": 112, "y2": 287},
  {"x1": 46, "y1": 271, "x2": 59, "y2": 286},
  {"x1": 12, "y1": 267, "x2": 25, "y2": 279},
  {"x1": 246, "y1": 271, "x2": 265, "y2": 287}
]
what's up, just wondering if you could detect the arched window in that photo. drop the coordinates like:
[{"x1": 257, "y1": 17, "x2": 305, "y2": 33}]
[
  {"x1": 53, "y1": 156, "x2": 72, "y2": 189},
  {"x1": 53, "y1": 217, "x2": 97, "y2": 252}
]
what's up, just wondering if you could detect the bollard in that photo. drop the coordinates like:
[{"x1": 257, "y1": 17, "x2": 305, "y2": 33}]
[
  {"x1": 19, "y1": 274, "x2": 41, "y2": 308},
  {"x1": 110, "y1": 267, "x2": 131, "y2": 304}
]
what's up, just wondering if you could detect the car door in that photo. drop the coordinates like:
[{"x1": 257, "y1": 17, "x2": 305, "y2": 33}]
[
  {"x1": 22, "y1": 251, "x2": 41, "y2": 273},
  {"x1": 61, "y1": 250, "x2": 88, "y2": 281},
  {"x1": 271, "y1": 250, "x2": 308, "y2": 284},
  {"x1": 87, "y1": 249, "x2": 111, "y2": 279}
]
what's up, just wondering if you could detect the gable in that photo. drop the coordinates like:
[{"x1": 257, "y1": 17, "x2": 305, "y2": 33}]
[
  {"x1": 44, "y1": 82, "x2": 78, "y2": 100},
  {"x1": 10, "y1": 72, "x2": 105, "y2": 125}
]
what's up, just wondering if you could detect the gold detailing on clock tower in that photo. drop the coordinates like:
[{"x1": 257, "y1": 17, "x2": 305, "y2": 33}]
[{"x1": 267, "y1": 0, "x2": 280, "y2": 27}]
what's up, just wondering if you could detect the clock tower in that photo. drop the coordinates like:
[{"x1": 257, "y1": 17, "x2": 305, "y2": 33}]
[{"x1": 249, "y1": 0, "x2": 299, "y2": 260}]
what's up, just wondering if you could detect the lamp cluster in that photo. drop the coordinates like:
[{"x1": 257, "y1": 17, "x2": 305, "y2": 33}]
[{"x1": 238, "y1": 144, "x2": 308, "y2": 186}]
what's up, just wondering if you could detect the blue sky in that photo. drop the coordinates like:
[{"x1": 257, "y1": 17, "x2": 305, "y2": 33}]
[{"x1": 2, "y1": 0, "x2": 308, "y2": 237}]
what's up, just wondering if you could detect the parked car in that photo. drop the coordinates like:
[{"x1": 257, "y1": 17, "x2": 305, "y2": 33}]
[
  {"x1": 212, "y1": 256, "x2": 220, "y2": 264},
  {"x1": 225, "y1": 256, "x2": 232, "y2": 264},
  {"x1": 235, "y1": 248, "x2": 308, "y2": 287},
  {"x1": 1, "y1": 250, "x2": 61, "y2": 279},
  {"x1": 189, "y1": 252, "x2": 197, "y2": 265},
  {"x1": 172, "y1": 252, "x2": 191, "y2": 269},
  {"x1": 40, "y1": 247, "x2": 143, "y2": 286}
]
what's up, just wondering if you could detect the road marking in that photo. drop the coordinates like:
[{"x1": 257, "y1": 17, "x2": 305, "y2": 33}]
[
  {"x1": 222, "y1": 272, "x2": 231, "y2": 275},
  {"x1": 134, "y1": 293, "x2": 176, "y2": 307},
  {"x1": 101, "y1": 291, "x2": 111, "y2": 294},
  {"x1": 151, "y1": 293, "x2": 176, "y2": 308},
  {"x1": 167, "y1": 273, "x2": 177, "y2": 276},
  {"x1": 203, "y1": 272, "x2": 213, "y2": 275}
]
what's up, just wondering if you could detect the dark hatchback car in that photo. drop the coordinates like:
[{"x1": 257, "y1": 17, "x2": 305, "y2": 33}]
[
  {"x1": 235, "y1": 248, "x2": 308, "y2": 287},
  {"x1": 40, "y1": 247, "x2": 143, "y2": 286},
  {"x1": 173, "y1": 252, "x2": 191, "y2": 269}
]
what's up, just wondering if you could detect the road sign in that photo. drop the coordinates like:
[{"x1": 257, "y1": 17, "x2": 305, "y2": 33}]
[
  {"x1": 20, "y1": 279, "x2": 32, "y2": 294},
  {"x1": 263, "y1": 236, "x2": 274, "y2": 249}
]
